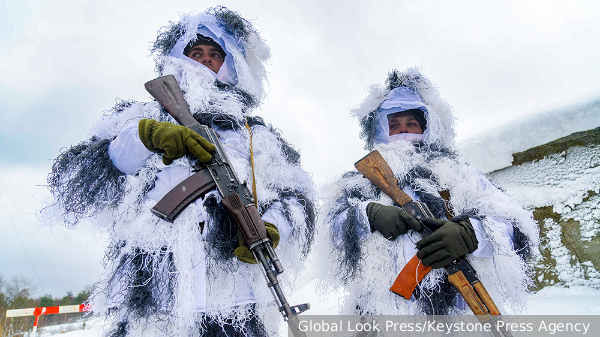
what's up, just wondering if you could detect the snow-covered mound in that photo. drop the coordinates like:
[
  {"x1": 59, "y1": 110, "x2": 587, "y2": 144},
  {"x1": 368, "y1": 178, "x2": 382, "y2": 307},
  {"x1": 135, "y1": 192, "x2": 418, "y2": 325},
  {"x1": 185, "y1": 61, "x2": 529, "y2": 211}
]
[
  {"x1": 458, "y1": 96, "x2": 600, "y2": 173},
  {"x1": 488, "y1": 144, "x2": 600, "y2": 212},
  {"x1": 486, "y1": 131, "x2": 600, "y2": 290},
  {"x1": 456, "y1": 94, "x2": 600, "y2": 291}
]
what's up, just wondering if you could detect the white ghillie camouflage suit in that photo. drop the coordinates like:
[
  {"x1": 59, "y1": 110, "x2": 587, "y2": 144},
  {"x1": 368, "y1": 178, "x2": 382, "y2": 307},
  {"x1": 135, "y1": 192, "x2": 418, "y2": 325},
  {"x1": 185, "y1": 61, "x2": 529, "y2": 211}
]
[
  {"x1": 41, "y1": 7, "x2": 316, "y2": 337},
  {"x1": 316, "y1": 68, "x2": 539, "y2": 316}
]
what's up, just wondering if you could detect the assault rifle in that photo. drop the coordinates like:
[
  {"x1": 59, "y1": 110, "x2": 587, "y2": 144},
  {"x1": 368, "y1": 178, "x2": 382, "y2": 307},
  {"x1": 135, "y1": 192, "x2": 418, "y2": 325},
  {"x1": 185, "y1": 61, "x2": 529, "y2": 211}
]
[
  {"x1": 144, "y1": 75, "x2": 309, "y2": 337},
  {"x1": 355, "y1": 150, "x2": 513, "y2": 337}
]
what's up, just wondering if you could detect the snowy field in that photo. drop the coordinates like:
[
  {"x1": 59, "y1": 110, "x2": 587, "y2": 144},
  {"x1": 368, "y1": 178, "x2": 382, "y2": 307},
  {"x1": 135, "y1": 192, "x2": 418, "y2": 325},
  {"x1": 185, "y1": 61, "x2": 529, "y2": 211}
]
[{"x1": 36, "y1": 284, "x2": 600, "y2": 337}]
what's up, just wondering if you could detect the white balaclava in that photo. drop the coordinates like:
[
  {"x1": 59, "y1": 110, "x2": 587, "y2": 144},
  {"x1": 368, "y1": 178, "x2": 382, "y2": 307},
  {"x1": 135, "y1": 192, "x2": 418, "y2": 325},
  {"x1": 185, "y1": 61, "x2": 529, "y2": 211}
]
[{"x1": 373, "y1": 86, "x2": 428, "y2": 145}]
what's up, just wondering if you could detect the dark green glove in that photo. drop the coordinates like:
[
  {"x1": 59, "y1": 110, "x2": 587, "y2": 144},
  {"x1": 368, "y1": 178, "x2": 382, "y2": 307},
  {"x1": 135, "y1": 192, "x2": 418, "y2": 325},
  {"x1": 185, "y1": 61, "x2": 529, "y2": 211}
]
[
  {"x1": 138, "y1": 119, "x2": 216, "y2": 165},
  {"x1": 367, "y1": 202, "x2": 423, "y2": 240},
  {"x1": 416, "y1": 218, "x2": 478, "y2": 269},
  {"x1": 234, "y1": 222, "x2": 280, "y2": 264}
]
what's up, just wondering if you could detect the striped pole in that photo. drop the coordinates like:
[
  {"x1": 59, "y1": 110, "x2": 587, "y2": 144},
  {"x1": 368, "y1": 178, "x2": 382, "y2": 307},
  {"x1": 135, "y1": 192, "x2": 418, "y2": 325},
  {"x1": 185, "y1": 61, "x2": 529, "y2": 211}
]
[{"x1": 5, "y1": 304, "x2": 90, "y2": 337}]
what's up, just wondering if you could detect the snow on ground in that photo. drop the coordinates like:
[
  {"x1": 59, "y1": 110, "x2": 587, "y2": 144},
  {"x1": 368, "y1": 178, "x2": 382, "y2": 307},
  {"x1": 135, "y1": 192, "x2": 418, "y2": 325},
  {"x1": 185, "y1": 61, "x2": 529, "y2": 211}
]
[
  {"x1": 486, "y1": 143, "x2": 600, "y2": 290},
  {"x1": 41, "y1": 284, "x2": 600, "y2": 337},
  {"x1": 44, "y1": 327, "x2": 100, "y2": 337},
  {"x1": 287, "y1": 281, "x2": 600, "y2": 316},
  {"x1": 524, "y1": 286, "x2": 600, "y2": 315},
  {"x1": 38, "y1": 317, "x2": 102, "y2": 337}
]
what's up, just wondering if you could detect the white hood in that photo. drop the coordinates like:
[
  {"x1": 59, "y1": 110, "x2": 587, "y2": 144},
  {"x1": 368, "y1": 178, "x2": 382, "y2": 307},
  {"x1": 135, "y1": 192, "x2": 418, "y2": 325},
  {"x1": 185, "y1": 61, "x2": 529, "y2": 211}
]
[
  {"x1": 373, "y1": 86, "x2": 428, "y2": 144},
  {"x1": 152, "y1": 8, "x2": 271, "y2": 103},
  {"x1": 168, "y1": 13, "x2": 242, "y2": 86},
  {"x1": 351, "y1": 68, "x2": 457, "y2": 149}
]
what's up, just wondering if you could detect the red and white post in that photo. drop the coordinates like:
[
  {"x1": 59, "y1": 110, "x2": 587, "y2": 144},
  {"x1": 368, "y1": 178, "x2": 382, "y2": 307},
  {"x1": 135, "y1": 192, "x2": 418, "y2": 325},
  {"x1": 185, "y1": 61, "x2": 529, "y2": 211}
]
[{"x1": 5, "y1": 304, "x2": 90, "y2": 337}]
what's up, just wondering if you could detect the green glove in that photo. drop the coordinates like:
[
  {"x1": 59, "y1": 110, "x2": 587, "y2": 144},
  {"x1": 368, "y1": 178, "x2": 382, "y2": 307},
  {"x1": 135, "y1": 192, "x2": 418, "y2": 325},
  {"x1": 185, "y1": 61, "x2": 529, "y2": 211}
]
[
  {"x1": 138, "y1": 119, "x2": 216, "y2": 165},
  {"x1": 416, "y1": 218, "x2": 478, "y2": 269},
  {"x1": 367, "y1": 202, "x2": 423, "y2": 240},
  {"x1": 234, "y1": 222, "x2": 280, "y2": 264}
]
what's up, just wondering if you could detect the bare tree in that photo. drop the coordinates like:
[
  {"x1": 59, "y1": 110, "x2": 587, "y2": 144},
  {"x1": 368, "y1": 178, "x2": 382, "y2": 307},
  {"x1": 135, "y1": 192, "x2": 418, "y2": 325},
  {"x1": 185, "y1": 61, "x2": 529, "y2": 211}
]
[
  {"x1": 1, "y1": 275, "x2": 36, "y2": 337},
  {"x1": 5, "y1": 275, "x2": 35, "y2": 309}
]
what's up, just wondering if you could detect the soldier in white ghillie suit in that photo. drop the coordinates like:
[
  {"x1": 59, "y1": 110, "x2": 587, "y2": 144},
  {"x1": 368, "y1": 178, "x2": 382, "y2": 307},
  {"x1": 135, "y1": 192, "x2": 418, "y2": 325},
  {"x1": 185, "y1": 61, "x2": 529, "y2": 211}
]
[
  {"x1": 316, "y1": 68, "x2": 539, "y2": 316},
  {"x1": 42, "y1": 7, "x2": 316, "y2": 337}
]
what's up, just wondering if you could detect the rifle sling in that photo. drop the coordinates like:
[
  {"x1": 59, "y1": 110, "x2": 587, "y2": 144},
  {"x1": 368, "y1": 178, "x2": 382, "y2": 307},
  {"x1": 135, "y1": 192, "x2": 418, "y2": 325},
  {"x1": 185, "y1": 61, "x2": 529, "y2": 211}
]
[
  {"x1": 245, "y1": 121, "x2": 258, "y2": 207},
  {"x1": 438, "y1": 189, "x2": 454, "y2": 219},
  {"x1": 151, "y1": 168, "x2": 216, "y2": 222}
]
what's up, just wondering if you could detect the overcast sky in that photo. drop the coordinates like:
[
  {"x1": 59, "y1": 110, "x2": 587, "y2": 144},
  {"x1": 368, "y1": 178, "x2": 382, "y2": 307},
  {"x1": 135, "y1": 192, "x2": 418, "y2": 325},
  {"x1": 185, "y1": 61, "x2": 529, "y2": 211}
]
[{"x1": 1, "y1": 0, "x2": 599, "y2": 298}]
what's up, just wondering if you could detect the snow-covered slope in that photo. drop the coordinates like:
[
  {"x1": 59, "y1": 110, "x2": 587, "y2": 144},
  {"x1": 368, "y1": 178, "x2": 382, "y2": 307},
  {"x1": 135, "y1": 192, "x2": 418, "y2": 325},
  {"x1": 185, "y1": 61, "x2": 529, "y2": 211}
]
[
  {"x1": 458, "y1": 96, "x2": 600, "y2": 173},
  {"x1": 488, "y1": 144, "x2": 600, "y2": 212}
]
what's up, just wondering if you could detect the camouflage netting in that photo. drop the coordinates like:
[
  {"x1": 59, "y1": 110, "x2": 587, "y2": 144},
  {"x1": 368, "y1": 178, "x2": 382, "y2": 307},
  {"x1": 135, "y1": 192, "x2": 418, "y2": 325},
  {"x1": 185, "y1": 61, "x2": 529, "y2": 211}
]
[
  {"x1": 315, "y1": 68, "x2": 539, "y2": 316},
  {"x1": 40, "y1": 7, "x2": 315, "y2": 337}
]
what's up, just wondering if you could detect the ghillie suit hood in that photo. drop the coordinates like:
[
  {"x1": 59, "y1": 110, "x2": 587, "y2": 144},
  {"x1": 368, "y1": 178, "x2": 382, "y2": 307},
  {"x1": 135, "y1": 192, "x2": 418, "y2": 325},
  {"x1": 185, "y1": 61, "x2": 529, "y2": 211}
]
[
  {"x1": 40, "y1": 7, "x2": 316, "y2": 337},
  {"x1": 353, "y1": 67, "x2": 456, "y2": 150},
  {"x1": 152, "y1": 6, "x2": 271, "y2": 104},
  {"x1": 315, "y1": 68, "x2": 539, "y2": 316},
  {"x1": 42, "y1": 7, "x2": 275, "y2": 228}
]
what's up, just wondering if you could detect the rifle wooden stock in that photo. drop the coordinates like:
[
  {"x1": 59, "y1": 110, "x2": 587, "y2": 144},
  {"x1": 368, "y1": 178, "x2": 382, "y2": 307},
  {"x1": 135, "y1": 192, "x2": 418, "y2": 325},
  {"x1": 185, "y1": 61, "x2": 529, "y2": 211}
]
[
  {"x1": 144, "y1": 76, "x2": 199, "y2": 127},
  {"x1": 355, "y1": 151, "x2": 435, "y2": 298},
  {"x1": 355, "y1": 151, "x2": 412, "y2": 206}
]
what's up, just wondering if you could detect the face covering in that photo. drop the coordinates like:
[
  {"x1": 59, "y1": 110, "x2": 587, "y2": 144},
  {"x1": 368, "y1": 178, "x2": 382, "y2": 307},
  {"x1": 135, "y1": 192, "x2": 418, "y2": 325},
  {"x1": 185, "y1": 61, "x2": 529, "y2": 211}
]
[
  {"x1": 387, "y1": 133, "x2": 425, "y2": 143},
  {"x1": 374, "y1": 87, "x2": 428, "y2": 145},
  {"x1": 168, "y1": 13, "x2": 241, "y2": 86}
]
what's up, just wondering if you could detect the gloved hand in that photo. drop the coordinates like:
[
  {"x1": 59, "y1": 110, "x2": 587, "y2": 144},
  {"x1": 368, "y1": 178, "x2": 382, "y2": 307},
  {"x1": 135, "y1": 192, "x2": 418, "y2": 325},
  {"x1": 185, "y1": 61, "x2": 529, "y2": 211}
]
[
  {"x1": 416, "y1": 218, "x2": 478, "y2": 269},
  {"x1": 234, "y1": 222, "x2": 280, "y2": 264},
  {"x1": 138, "y1": 119, "x2": 216, "y2": 165},
  {"x1": 367, "y1": 202, "x2": 423, "y2": 240}
]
